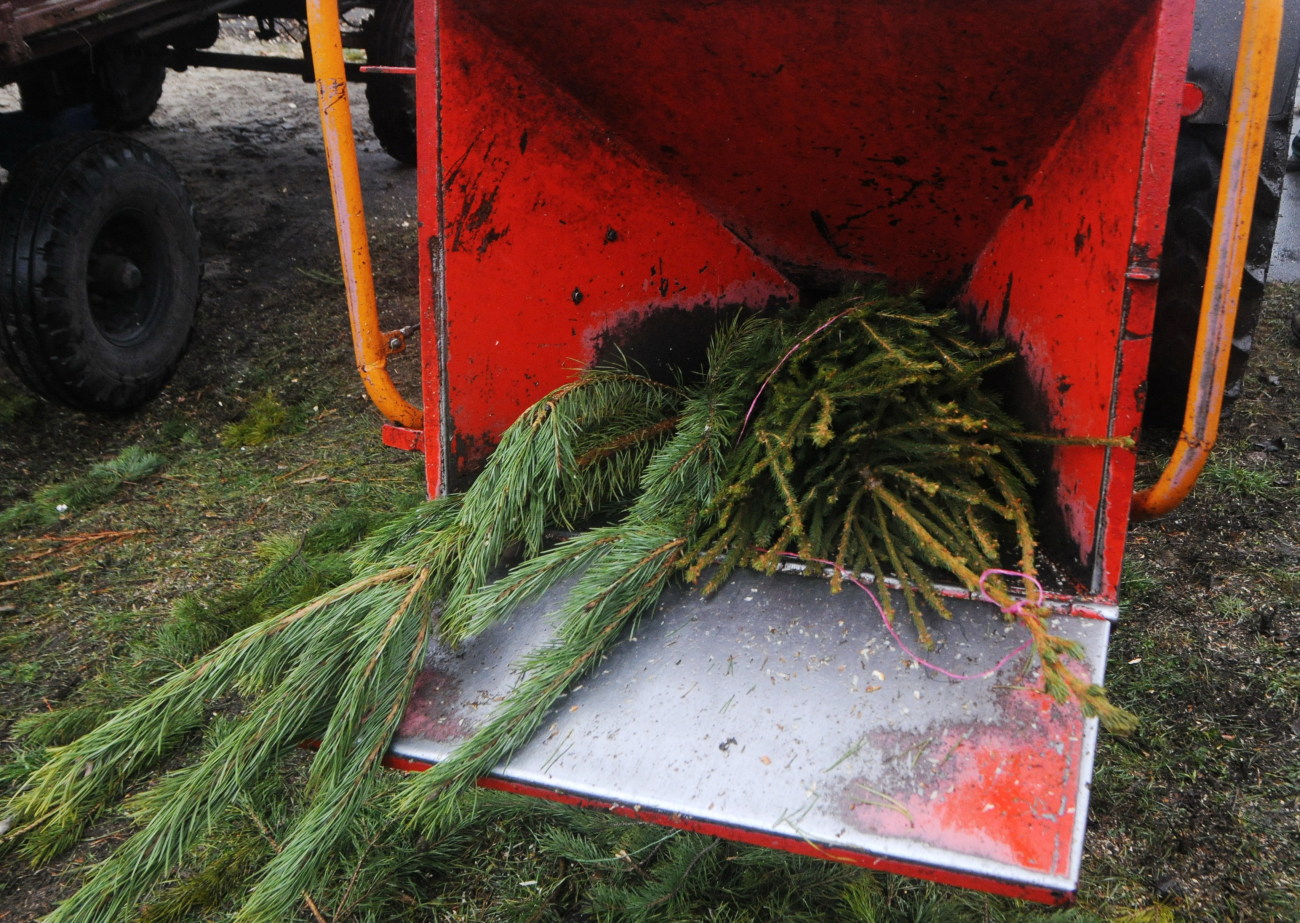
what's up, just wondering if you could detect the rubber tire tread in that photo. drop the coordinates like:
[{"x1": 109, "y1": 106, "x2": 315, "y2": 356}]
[
  {"x1": 364, "y1": 0, "x2": 418, "y2": 165},
  {"x1": 1144, "y1": 120, "x2": 1287, "y2": 428},
  {"x1": 0, "y1": 133, "x2": 200, "y2": 413}
]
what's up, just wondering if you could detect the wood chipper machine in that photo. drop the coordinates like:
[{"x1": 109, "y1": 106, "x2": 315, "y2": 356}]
[{"x1": 301, "y1": 0, "x2": 1288, "y2": 905}]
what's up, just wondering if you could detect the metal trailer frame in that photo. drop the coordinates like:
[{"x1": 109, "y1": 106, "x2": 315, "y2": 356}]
[{"x1": 1, "y1": 1, "x2": 379, "y2": 104}]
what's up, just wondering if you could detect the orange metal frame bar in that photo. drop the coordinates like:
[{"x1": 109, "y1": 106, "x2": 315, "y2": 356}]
[
  {"x1": 1132, "y1": 0, "x2": 1284, "y2": 520},
  {"x1": 305, "y1": 0, "x2": 422, "y2": 429}
]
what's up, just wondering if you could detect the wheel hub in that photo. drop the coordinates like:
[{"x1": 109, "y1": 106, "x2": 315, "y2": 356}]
[
  {"x1": 90, "y1": 253, "x2": 144, "y2": 295},
  {"x1": 86, "y1": 213, "x2": 160, "y2": 344}
]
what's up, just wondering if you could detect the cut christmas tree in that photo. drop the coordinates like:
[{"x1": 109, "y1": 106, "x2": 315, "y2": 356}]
[{"x1": 2, "y1": 289, "x2": 1131, "y2": 920}]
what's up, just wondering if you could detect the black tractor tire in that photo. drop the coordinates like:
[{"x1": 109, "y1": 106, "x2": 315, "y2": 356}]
[
  {"x1": 90, "y1": 42, "x2": 168, "y2": 130},
  {"x1": 18, "y1": 42, "x2": 166, "y2": 130},
  {"x1": 1144, "y1": 120, "x2": 1287, "y2": 428},
  {"x1": 364, "y1": 0, "x2": 418, "y2": 165},
  {"x1": 0, "y1": 133, "x2": 200, "y2": 413}
]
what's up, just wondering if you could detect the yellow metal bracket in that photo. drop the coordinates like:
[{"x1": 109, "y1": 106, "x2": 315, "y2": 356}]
[
  {"x1": 305, "y1": 0, "x2": 423, "y2": 429},
  {"x1": 1132, "y1": 0, "x2": 1284, "y2": 521}
]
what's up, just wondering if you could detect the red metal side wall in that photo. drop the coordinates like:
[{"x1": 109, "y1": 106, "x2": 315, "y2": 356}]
[
  {"x1": 415, "y1": 0, "x2": 1196, "y2": 600},
  {"x1": 961, "y1": 1, "x2": 1194, "y2": 598}
]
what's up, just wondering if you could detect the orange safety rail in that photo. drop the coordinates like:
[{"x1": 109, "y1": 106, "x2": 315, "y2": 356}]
[
  {"x1": 1132, "y1": 0, "x2": 1285, "y2": 520},
  {"x1": 305, "y1": 0, "x2": 422, "y2": 429}
]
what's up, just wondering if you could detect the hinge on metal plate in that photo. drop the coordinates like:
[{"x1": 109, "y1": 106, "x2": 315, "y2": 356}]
[{"x1": 1125, "y1": 263, "x2": 1160, "y2": 281}]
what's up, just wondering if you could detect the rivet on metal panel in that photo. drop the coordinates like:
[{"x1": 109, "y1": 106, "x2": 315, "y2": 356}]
[{"x1": 1181, "y1": 81, "x2": 1206, "y2": 118}]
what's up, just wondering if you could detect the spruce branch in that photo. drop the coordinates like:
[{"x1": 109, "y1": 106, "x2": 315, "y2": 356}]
[{"x1": 6, "y1": 284, "x2": 1140, "y2": 922}]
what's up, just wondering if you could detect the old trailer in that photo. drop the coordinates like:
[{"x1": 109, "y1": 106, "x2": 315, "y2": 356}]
[{"x1": 0, "y1": 0, "x2": 414, "y2": 411}]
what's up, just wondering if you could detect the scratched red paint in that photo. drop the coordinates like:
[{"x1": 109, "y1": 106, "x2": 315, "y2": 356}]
[
  {"x1": 844, "y1": 690, "x2": 1083, "y2": 876},
  {"x1": 414, "y1": 0, "x2": 1191, "y2": 605},
  {"x1": 396, "y1": 668, "x2": 476, "y2": 741},
  {"x1": 419, "y1": 4, "x2": 796, "y2": 488}
]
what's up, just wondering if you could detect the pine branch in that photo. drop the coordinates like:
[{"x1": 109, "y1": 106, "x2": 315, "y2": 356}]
[
  {"x1": 395, "y1": 527, "x2": 687, "y2": 831},
  {"x1": 3, "y1": 570, "x2": 393, "y2": 867},
  {"x1": 6, "y1": 284, "x2": 1139, "y2": 922},
  {"x1": 399, "y1": 331, "x2": 755, "y2": 830}
]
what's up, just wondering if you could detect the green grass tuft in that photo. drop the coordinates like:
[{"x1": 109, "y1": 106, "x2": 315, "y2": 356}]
[
  {"x1": 1200, "y1": 456, "x2": 1278, "y2": 497},
  {"x1": 0, "y1": 381, "x2": 40, "y2": 425},
  {"x1": 218, "y1": 391, "x2": 306, "y2": 448},
  {"x1": 1119, "y1": 552, "x2": 1160, "y2": 601}
]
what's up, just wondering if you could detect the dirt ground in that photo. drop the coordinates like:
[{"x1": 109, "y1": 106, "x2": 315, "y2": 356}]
[
  {"x1": 0, "y1": 20, "x2": 421, "y2": 500},
  {"x1": 1, "y1": 24, "x2": 1298, "y2": 922}
]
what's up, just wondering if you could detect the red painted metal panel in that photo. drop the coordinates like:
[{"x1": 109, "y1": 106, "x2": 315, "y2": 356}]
[
  {"x1": 415, "y1": 0, "x2": 1197, "y2": 593},
  {"x1": 403, "y1": 0, "x2": 1197, "y2": 901},
  {"x1": 380, "y1": 423, "x2": 426, "y2": 453},
  {"x1": 839, "y1": 686, "x2": 1086, "y2": 881},
  {"x1": 418, "y1": 2, "x2": 796, "y2": 489},
  {"x1": 961, "y1": 1, "x2": 1194, "y2": 598},
  {"x1": 379, "y1": 758, "x2": 1074, "y2": 906},
  {"x1": 452, "y1": 0, "x2": 1151, "y2": 291}
]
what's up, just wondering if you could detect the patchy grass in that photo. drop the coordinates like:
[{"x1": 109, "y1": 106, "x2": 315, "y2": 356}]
[
  {"x1": 0, "y1": 446, "x2": 165, "y2": 532},
  {"x1": 1120, "y1": 552, "x2": 1163, "y2": 600},
  {"x1": 0, "y1": 382, "x2": 39, "y2": 426},
  {"x1": 1200, "y1": 454, "x2": 1282, "y2": 498},
  {"x1": 1087, "y1": 285, "x2": 1300, "y2": 922},
  {"x1": 218, "y1": 390, "x2": 312, "y2": 448}
]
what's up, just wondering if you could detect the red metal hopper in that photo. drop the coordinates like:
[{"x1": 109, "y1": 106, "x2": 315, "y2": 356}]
[{"x1": 304, "y1": 0, "x2": 1284, "y2": 904}]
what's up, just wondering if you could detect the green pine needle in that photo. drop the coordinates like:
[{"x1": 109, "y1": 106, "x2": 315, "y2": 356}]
[{"x1": 3, "y1": 286, "x2": 1137, "y2": 922}]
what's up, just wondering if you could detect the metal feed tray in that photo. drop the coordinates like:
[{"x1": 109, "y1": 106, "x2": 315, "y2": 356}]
[{"x1": 390, "y1": 571, "x2": 1112, "y2": 904}]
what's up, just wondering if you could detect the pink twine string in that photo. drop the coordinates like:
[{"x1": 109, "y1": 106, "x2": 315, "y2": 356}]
[
  {"x1": 774, "y1": 551, "x2": 1036, "y2": 681},
  {"x1": 737, "y1": 307, "x2": 858, "y2": 439}
]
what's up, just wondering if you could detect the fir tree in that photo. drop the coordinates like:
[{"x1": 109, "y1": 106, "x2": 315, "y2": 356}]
[{"x1": 1, "y1": 287, "x2": 1135, "y2": 922}]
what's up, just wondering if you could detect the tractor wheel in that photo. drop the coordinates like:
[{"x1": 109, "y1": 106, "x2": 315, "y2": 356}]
[
  {"x1": 0, "y1": 133, "x2": 200, "y2": 413},
  {"x1": 364, "y1": 0, "x2": 418, "y2": 165},
  {"x1": 90, "y1": 42, "x2": 168, "y2": 129},
  {"x1": 18, "y1": 42, "x2": 166, "y2": 130},
  {"x1": 1143, "y1": 120, "x2": 1287, "y2": 428}
]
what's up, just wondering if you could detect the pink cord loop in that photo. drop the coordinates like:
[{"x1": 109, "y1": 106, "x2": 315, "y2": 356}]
[
  {"x1": 977, "y1": 568, "x2": 1044, "y2": 620},
  {"x1": 772, "y1": 551, "x2": 1033, "y2": 682}
]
